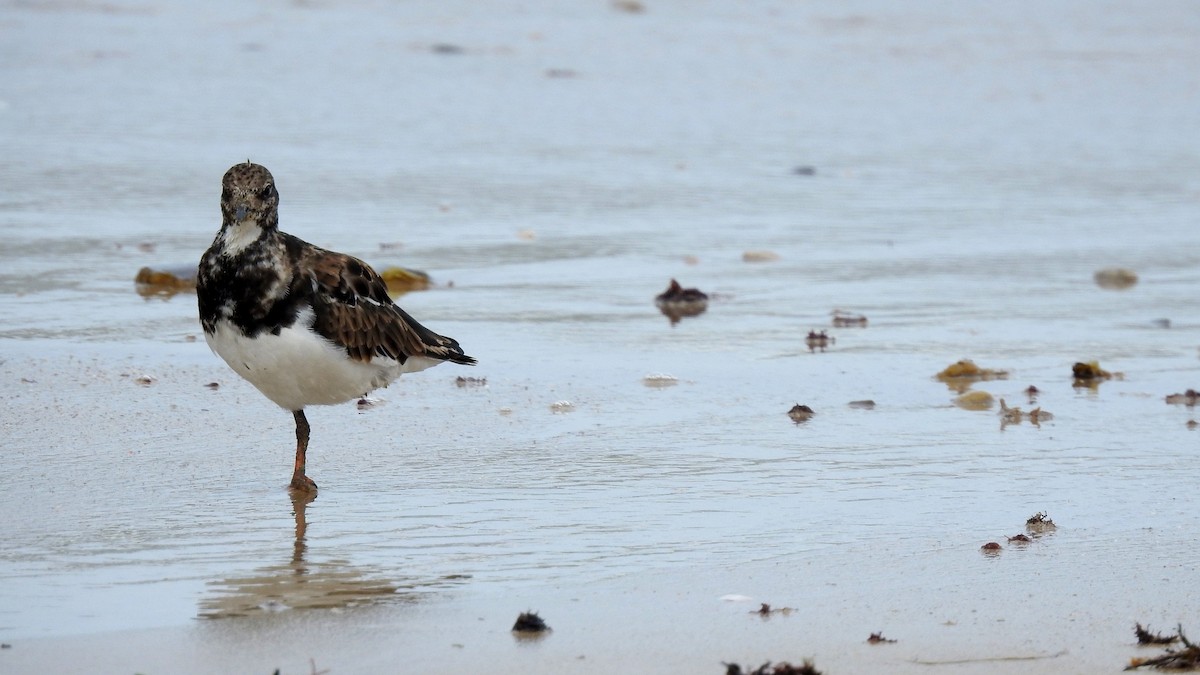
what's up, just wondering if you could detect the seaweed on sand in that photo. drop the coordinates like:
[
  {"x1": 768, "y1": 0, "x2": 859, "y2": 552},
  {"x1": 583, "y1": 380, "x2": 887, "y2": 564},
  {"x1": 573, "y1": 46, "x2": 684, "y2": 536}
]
[
  {"x1": 723, "y1": 660, "x2": 822, "y2": 675},
  {"x1": 512, "y1": 611, "x2": 550, "y2": 633},
  {"x1": 1135, "y1": 623, "x2": 1181, "y2": 646},
  {"x1": 1126, "y1": 625, "x2": 1200, "y2": 671}
]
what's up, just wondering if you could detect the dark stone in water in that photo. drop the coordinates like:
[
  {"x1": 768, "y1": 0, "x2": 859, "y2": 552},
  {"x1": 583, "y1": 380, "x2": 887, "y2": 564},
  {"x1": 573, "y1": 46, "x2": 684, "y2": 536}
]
[
  {"x1": 512, "y1": 611, "x2": 549, "y2": 633},
  {"x1": 655, "y1": 278, "x2": 708, "y2": 325}
]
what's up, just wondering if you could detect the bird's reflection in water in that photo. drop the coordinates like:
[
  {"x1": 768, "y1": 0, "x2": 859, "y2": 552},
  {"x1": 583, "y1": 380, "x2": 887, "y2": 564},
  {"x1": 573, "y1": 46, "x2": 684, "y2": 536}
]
[{"x1": 199, "y1": 492, "x2": 466, "y2": 619}]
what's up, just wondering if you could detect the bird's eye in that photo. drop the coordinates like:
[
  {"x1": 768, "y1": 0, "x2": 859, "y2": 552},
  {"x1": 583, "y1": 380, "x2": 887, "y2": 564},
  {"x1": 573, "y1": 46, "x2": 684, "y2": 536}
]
[{"x1": 259, "y1": 184, "x2": 274, "y2": 199}]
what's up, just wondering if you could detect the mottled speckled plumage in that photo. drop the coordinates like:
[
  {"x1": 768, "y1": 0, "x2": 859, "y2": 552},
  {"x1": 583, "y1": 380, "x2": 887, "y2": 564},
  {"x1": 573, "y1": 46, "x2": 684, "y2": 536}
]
[{"x1": 196, "y1": 161, "x2": 475, "y2": 492}]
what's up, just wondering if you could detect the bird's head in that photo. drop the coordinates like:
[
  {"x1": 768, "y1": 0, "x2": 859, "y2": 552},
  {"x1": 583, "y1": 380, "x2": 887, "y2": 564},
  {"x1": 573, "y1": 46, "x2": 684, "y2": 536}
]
[{"x1": 221, "y1": 161, "x2": 279, "y2": 227}]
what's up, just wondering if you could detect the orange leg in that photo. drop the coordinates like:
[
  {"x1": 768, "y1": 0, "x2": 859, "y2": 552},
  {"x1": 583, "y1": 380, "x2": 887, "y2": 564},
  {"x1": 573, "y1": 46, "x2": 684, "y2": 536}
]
[{"x1": 289, "y1": 410, "x2": 318, "y2": 492}]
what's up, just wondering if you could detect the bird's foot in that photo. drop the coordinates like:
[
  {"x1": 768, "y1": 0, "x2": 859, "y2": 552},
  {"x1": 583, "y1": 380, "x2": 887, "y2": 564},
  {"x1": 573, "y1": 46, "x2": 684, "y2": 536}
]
[{"x1": 288, "y1": 474, "x2": 318, "y2": 493}]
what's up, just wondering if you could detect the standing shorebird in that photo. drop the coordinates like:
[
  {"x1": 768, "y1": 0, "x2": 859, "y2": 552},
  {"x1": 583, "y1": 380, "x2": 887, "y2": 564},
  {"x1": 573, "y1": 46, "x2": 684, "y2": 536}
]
[{"x1": 197, "y1": 161, "x2": 475, "y2": 493}]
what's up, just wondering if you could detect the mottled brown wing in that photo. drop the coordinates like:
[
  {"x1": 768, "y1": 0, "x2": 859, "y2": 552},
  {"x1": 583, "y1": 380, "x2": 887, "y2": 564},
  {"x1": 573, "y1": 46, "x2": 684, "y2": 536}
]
[{"x1": 300, "y1": 246, "x2": 475, "y2": 365}]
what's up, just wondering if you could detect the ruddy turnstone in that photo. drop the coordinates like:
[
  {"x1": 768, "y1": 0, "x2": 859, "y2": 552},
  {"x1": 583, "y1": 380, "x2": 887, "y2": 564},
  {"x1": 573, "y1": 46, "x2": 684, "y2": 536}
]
[{"x1": 197, "y1": 161, "x2": 475, "y2": 493}]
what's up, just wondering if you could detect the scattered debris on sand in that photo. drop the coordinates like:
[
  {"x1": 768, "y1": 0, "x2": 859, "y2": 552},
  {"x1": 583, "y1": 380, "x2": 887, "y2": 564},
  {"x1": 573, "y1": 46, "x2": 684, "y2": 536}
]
[
  {"x1": 938, "y1": 360, "x2": 1010, "y2": 393},
  {"x1": 954, "y1": 390, "x2": 995, "y2": 410},
  {"x1": 999, "y1": 398, "x2": 1022, "y2": 424},
  {"x1": 848, "y1": 400, "x2": 876, "y2": 409},
  {"x1": 655, "y1": 278, "x2": 709, "y2": 324},
  {"x1": 742, "y1": 250, "x2": 780, "y2": 263},
  {"x1": 937, "y1": 359, "x2": 1010, "y2": 383},
  {"x1": 512, "y1": 611, "x2": 550, "y2": 633},
  {"x1": 805, "y1": 330, "x2": 834, "y2": 352},
  {"x1": 549, "y1": 400, "x2": 576, "y2": 413},
  {"x1": 1165, "y1": 390, "x2": 1199, "y2": 407},
  {"x1": 1026, "y1": 512, "x2": 1056, "y2": 535},
  {"x1": 611, "y1": 0, "x2": 645, "y2": 14},
  {"x1": 135, "y1": 265, "x2": 196, "y2": 297},
  {"x1": 1126, "y1": 625, "x2": 1200, "y2": 671},
  {"x1": 831, "y1": 309, "x2": 868, "y2": 327},
  {"x1": 643, "y1": 373, "x2": 679, "y2": 388},
  {"x1": 753, "y1": 603, "x2": 796, "y2": 617},
  {"x1": 1072, "y1": 360, "x2": 1123, "y2": 387},
  {"x1": 356, "y1": 396, "x2": 381, "y2": 411},
  {"x1": 1094, "y1": 267, "x2": 1138, "y2": 290},
  {"x1": 868, "y1": 632, "x2": 897, "y2": 644},
  {"x1": 1025, "y1": 385, "x2": 1040, "y2": 402},
  {"x1": 455, "y1": 376, "x2": 488, "y2": 388},
  {"x1": 999, "y1": 398, "x2": 1053, "y2": 427},
  {"x1": 787, "y1": 404, "x2": 815, "y2": 423},
  {"x1": 1006, "y1": 534, "x2": 1032, "y2": 545},
  {"x1": 723, "y1": 660, "x2": 823, "y2": 675},
  {"x1": 204, "y1": 382, "x2": 220, "y2": 390},
  {"x1": 1072, "y1": 360, "x2": 1110, "y2": 380},
  {"x1": 430, "y1": 43, "x2": 465, "y2": 55},
  {"x1": 980, "y1": 542, "x2": 1003, "y2": 553},
  {"x1": 1136, "y1": 624, "x2": 1181, "y2": 646},
  {"x1": 378, "y1": 266, "x2": 431, "y2": 295}
]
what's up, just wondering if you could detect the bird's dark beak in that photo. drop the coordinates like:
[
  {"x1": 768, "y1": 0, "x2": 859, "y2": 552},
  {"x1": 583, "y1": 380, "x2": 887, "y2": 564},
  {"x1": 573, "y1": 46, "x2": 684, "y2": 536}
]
[{"x1": 234, "y1": 204, "x2": 248, "y2": 222}]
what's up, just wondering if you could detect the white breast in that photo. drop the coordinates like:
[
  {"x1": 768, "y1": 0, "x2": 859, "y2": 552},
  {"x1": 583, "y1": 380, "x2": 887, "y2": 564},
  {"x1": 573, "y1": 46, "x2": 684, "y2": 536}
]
[{"x1": 203, "y1": 307, "x2": 442, "y2": 411}]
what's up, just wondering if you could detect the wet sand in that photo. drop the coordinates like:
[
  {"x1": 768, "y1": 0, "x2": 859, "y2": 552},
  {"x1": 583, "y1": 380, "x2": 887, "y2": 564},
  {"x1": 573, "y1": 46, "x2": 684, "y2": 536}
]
[
  {"x1": 3, "y1": 0, "x2": 1200, "y2": 673},
  {"x1": 3, "y1": 328, "x2": 1199, "y2": 674}
]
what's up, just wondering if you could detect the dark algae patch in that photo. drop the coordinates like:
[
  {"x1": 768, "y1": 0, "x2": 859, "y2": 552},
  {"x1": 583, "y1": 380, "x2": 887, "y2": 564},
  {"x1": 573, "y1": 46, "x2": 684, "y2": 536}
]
[
  {"x1": 723, "y1": 660, "x2": 823, "y2": 675},
  {"x1": 655, "y1": 278, "x2": 709, "y2": 325},
  {"x1": 804, "y1": 330, "x2": 834, "y2": 352},
  {"x1": 1136, "y1": 624, "x2": 1181, "y2": 646},
  {"x1": 1127, "y1": 625, "x2": 1200, "y2": 670},
  {"x1": 512, "y1": 611, "x2": 550, "y2": 633}
]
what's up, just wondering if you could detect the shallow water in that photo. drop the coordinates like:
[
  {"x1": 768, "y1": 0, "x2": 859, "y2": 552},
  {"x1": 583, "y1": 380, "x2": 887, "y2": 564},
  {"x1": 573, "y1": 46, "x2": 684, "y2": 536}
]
[{"x1": 2, "y1": 1, "x2": 1200, "y2": 673}]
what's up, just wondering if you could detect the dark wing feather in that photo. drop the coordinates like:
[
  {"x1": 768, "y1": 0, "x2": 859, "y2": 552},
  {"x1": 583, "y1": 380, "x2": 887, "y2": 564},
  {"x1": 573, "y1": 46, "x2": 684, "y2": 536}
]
[{"x1": 297, "y1": 243, "x2": 475, "y2": 366}]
